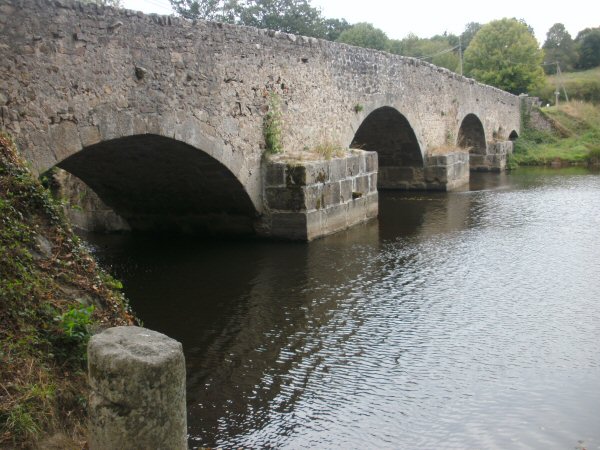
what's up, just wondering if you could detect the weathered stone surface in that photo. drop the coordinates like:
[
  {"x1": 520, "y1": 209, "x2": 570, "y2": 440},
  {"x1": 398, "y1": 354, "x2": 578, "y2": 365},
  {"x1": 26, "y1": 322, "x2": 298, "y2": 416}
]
[
  {"x1": 261, "y1": 150, "x2": 378, "y2": 240},
  {"x1": 0, "y1": 0, "x2": 521, "y2": 238},
  {"x1": 88, "y1": 326, "x2": 187, "y2": 450}
]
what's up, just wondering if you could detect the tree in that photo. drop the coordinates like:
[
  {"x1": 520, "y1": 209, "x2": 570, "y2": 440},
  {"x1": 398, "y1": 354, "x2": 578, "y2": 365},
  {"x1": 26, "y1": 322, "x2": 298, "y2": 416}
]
[
  {"x1": 237, "y1": 0, "x2": 325, "y2": 38},
  {"x1": 576, "y1": 27, "x2": 600, "y2": 69},
  {"x1": 322, "y1": 18, "x2": 351, "y2": 42},
  {"x1": 81, "y1": 0, "x2": 122, "y2": 7},
  {"x1": 169, "y1": 0, "x2": 329, "y2": 39},
  {"x1": 463, "y1": 18, "x2": 545, "y2": 95},
  {"x1": 169, "y1": 0, "x2": 238, "y2": 22},
  {"x1": 336, "y1": 23, "x2": 389, "y2": 51},
  {"x1": 460, "y1": 22, "x2": 482, "y2": 51},
  {"x1": 542, "y1": 23, "x2": 577, "y2": 73},
  {"x1": 387, "y1": 33, "x2": 459, "y2": 72}
]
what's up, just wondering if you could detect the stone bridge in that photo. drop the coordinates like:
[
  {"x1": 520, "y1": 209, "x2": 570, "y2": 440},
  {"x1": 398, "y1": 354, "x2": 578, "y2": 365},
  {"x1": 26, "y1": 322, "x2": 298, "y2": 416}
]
[{"x1": 0, "y1": 0, "x2": 521, "y2": 240}]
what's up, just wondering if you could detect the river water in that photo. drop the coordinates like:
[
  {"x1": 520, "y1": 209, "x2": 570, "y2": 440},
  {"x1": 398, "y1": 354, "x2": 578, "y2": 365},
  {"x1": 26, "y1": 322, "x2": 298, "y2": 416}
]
[{"x1": 86, "y1": 168, "x2": 600, "y2": 449}]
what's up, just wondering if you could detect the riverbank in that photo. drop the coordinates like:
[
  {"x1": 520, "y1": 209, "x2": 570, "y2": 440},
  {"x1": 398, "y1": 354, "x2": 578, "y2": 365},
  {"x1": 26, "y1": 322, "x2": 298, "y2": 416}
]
[
  {"x1": 0, "y1": 133, "x2": 135, "y2": 449},
  {"x1": 511, "y1": 101, "x2": 600, "y2": 167}
]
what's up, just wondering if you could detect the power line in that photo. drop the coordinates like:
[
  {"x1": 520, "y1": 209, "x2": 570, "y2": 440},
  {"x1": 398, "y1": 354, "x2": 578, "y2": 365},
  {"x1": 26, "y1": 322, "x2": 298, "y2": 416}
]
[{"x1": 416, "y1": 44, "x2": 460, "y2": 61}]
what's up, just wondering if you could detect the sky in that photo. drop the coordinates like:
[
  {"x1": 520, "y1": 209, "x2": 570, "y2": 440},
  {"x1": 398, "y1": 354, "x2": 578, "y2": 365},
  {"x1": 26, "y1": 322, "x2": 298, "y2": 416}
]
[{"x1": 122, "y1": 0, "x2": 598, "y2": 44}]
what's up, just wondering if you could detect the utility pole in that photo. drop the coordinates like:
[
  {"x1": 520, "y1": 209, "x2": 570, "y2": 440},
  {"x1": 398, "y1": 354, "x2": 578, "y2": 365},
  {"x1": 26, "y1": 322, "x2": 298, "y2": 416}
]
[{"x1": 556, "y1": 62, "x2": 569, "y2": 102}]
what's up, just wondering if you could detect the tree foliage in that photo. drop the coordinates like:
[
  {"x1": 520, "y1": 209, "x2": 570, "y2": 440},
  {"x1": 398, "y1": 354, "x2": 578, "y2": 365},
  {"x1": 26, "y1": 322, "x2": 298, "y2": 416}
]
[
  {"x1": 387, "y1": 33, "x2": 459, "y2": 72},
  {"x1": 463, "y1": 18, "x2": 545, "y2": 94},
  {"x1": 460, "y1": 22, "x2": 482, "y2": 51},
  {"x1": 169, "y1": 0, "x2": 336, "y2": 39},
  {"x1": 543, "y1": 23, "x2": 577, "y2": 73},
  {"x1": 80, "y1": 0, "x2": 122, "y2": 7},
  {"x1": 238, "y1": 0, "x2": 324, "y2": 37},
  {"x1": 576, "y1": 27, "x2": 600, "y2": 69},
  {"x1": 336, "y1": 22, "x2": 389, "y2": 51}
]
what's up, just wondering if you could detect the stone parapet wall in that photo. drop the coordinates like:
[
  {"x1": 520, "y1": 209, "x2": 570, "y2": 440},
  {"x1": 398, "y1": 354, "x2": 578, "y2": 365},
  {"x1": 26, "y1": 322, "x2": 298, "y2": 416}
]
[{"x1": 260, "y1": 150, "x2": 378, "y2": 240}]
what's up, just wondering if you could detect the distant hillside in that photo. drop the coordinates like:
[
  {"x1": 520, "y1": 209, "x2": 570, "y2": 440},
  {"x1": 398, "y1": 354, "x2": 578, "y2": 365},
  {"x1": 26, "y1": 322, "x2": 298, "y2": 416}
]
[{"x1": 534, "y1": 67, "x2": 600, "y2": 104}]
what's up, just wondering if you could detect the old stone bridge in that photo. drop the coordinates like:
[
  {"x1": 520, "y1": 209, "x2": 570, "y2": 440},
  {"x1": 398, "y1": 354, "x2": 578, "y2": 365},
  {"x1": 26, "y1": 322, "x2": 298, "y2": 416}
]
[{"x1": 0, "y1": 0, "x2": 521, "y2": 240}]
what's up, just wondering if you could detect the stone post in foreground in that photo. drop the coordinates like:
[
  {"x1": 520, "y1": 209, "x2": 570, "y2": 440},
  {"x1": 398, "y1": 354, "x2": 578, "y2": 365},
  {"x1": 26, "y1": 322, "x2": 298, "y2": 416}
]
[{"x1": 88, "y1": 326, "x2": 187, "y2": 450}]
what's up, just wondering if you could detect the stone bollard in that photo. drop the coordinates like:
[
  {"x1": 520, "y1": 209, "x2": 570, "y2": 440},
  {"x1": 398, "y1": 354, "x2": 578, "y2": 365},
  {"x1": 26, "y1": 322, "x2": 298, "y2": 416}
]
[{"x1": 87, "y1": 326, "x2": 187, "y2": 450}]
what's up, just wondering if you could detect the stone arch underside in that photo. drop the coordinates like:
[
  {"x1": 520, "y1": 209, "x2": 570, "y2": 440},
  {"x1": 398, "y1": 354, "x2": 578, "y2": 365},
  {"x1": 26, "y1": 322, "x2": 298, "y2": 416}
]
[
  {"x1": 56, "y1": 134, "x2": 258, "y2": 234},
  {"x1": 457, "y1": 113, "x2": 487, "y2": 155},
  {"x1": 509, "y1": 130, "x2": 519, "y2": 141},
  {"x1": 350, "y1": 107, "x2": 424, "y2": 190}
]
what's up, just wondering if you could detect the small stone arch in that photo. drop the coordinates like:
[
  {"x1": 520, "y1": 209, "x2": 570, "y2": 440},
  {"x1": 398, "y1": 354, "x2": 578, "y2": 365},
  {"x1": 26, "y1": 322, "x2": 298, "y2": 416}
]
[
  {"x1": 457, "y1": 113, "x2": 487, "y2": 155},
  {"x1": 54, "y1": 134, "x2": 259, "y2": 234},
  {"x1": 509, "y1": 130, "x2": 519, "y2": 141},
  {"x1": 350, "y1": 106, "x2": 424, "y2": 189}
]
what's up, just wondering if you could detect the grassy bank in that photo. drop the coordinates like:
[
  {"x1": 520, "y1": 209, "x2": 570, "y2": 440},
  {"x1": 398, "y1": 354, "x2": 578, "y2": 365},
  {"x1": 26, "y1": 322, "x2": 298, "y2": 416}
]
[
  {"x1": 0, "y1": 133, "x2": 134, "y2": 448},
  {"x1": 534, "y1": 67, "x2": 600, "y2": 105},
  {"x1": 511, "y1": 101, "x2": 600, "y2": 167}
]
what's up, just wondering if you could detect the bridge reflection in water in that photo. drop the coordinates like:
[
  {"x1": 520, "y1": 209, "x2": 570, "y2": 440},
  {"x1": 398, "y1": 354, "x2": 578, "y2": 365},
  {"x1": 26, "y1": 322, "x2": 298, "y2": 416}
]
[{"x1": 86, "y1": 169, "x2": 600, "y2": 449}]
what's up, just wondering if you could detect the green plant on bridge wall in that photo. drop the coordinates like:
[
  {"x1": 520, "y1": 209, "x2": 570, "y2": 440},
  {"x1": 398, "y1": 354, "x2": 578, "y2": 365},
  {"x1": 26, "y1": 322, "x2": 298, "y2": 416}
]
[{"x1": 264, "y1": 93, "x2": 283, "y2": 154}]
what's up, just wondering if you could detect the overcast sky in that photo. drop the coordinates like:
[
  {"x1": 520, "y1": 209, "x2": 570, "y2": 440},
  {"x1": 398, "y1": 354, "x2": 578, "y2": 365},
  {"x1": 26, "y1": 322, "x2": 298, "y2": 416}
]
[{"x1": 122, "y1": 0, "x2": 597, "y2": 43}]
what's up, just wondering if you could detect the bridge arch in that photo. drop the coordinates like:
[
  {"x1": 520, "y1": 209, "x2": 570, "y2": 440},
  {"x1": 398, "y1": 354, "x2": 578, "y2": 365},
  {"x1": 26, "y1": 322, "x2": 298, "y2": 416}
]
[
  {"x1": 54, "y1": 134, "x2": 258, "y2": 234},
  {"x1": 457, "y1": 113, "x2": 487, "y2": 155},
  {"x1": 509, "y1": 130, "x2": 519, "y2": 141},
  {"x1": 350, "y1": 106, "x2": 424, "y2": 189}
]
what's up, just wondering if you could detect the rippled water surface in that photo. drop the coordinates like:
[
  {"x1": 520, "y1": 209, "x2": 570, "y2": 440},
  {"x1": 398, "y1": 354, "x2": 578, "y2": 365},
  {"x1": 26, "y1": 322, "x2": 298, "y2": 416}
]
[{"x1": 88, "y1": 168, "x2": 600, "y2": 449}]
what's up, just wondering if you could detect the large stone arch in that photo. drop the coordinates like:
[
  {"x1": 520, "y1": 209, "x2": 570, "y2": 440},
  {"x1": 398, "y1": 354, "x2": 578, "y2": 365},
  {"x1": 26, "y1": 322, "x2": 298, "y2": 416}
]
[
  {"x1": 457, "y1": 113, "x2": 487, "y2": 155},
  {"x1": 32, "y1": 105, "x2": 263, "y2": 213},
  {"x1": 54, "y1": 134, "x2": 259, "y2": 234},
  {"x1": 349, "y1": 106, "x2": 424, "y2": 189}
]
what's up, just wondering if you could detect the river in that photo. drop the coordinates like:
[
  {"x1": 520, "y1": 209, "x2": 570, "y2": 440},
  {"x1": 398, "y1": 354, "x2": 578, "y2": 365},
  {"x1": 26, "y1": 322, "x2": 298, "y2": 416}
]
[{"x1": 85, "y1": 168, "x2": 600, "y2": 449}]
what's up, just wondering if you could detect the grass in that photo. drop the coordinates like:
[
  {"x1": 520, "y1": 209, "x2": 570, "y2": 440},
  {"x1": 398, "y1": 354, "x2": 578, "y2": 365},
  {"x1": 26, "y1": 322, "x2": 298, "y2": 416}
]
[
  {"x1": 263, "y1": 93, "x2": 283, "y2": 154},
  {"x1": 0, "y1": 133, "x2": 135, "y2": 448},
  {"x1": 312, "y1": 141, "x2": 347, "y2": 160},
  {"x1": 534, "y1": 67, "x2": 600, "y2": 105},
  {"x1": 512, "y1": 101, "x2": 600, "y2": 166}
]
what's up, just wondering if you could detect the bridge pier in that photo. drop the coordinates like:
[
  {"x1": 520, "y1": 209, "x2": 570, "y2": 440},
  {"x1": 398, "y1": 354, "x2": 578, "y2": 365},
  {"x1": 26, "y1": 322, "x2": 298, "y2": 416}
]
[
  {"x1": 470, "y1": 141, "x2": 514, "y2": 172},
  {"x1": 258, "y1": 150, "x2": 378, "y2": 241},
  {"x1": 424, "y1": 152, "x2": 470, "y2": 191}
]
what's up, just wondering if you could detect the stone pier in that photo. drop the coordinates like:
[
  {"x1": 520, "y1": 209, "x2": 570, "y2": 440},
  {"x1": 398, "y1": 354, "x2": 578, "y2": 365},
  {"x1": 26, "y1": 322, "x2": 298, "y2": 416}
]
[
  {"x1": 259, "y1": 150, "x2": 378, "y2": 241},
  {"x1": 470, "y1": 141, "x2": 514, "y2": 172}
]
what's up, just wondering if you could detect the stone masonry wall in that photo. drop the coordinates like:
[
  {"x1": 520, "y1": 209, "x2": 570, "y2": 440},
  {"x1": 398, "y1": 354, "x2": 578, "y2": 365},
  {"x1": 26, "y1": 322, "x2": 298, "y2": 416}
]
[
  {"x1": 0, "y1": 0, "x2": 521, "y2": 220},
  {"x1": 261, "y1": 150, "x2": 378, "y2": 240}
]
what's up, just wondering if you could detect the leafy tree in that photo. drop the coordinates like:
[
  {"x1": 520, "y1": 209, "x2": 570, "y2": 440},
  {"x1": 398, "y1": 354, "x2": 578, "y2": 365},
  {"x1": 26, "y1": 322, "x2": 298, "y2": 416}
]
[
  {"x1": 460, "y1": 22, "x2": 482, "y2": 51},
  {"x1": 169, "y1": 0, "x2": 330, "y2": 39},
  {"x1": 463, "y1": 18, "x2": 545, "y2": 94},
  {"x1": 387, "y1": 33, "x2": 459, "y2": 72},
  {"x1": 238, "y1": 0, "x2": 325, "y2": 37},
  {"x1": 81, "y1": 0, "x2": 122, "y2": 7},
  {"x1": 542, "y1": 23, "x2": 577, "y2": 73},
  {"x1": 576, "y1": 27, "x2": 600, "y2": 69},
  {"x1": 169, "y1": 0, "x2": 238, "y2": 22},
  {"x1": 336, "y1": 22, "x2": 389, "y2": 51},
  {"x1": 322, "y1": 18, "x2": 351, "y2": 42}
]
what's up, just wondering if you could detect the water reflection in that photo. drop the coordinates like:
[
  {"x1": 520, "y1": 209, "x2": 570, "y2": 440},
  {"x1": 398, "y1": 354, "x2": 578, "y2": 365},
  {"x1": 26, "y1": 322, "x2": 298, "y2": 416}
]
[{"x1": 87, "y1": 168, "x2": 600, "y2": 449}]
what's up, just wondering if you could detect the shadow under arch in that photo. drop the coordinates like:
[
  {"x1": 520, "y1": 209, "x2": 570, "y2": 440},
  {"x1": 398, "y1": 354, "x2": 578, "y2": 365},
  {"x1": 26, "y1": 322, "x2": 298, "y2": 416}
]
[
  {"x1": 509, "y1": 130, "x2": 519, "y2": 141},
  {"x1": 457, "y1": 113, "x2": 487, "y2": 155},
  {"x1": 350, "y1": 106, "x2": 424, "y2": 189},
  {"x1": 55, "y1": 134, "x2": 258, "y2": 234}
]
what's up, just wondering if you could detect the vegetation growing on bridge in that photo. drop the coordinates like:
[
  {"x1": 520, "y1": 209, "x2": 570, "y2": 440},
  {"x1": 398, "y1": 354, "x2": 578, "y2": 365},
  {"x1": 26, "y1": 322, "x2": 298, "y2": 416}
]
[
  {"x1": 511, "y1": 101, "x2": 600, "y2": 166},
  {"x1": 264, "y1": 93, "x2": 283, "y2": 154},
  {"x1": 0, "y1": 133, "x2": 134, "y2": 448}
]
